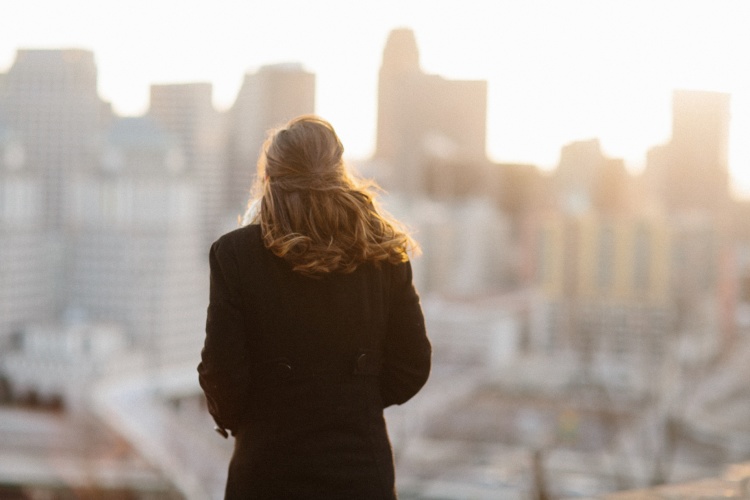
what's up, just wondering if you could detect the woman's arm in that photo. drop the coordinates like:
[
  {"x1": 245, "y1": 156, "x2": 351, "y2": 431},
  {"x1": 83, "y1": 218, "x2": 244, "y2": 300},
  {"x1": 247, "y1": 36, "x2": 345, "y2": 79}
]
[
  {"x1": 380, "y1": 260, "x2": 431, "y2": 407},
  {"x1": 197, "y1": 238, "x2": 250, "y2": 434}
]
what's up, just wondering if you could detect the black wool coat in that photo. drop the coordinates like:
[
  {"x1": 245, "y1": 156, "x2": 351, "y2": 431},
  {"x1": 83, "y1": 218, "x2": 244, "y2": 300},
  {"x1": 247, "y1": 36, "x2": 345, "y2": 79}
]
[{"x1": 197, "y1": 224, "x2": 431, "y2": 500}]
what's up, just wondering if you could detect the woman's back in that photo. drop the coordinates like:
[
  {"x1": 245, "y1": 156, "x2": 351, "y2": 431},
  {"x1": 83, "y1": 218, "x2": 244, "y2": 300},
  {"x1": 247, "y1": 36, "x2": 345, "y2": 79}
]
[
  {"x1": 198, "y1": 116, "x2": 430, "y2": 499},
  {"x1": 200, "y1": 224, "x2": 429, "y2": 499}
]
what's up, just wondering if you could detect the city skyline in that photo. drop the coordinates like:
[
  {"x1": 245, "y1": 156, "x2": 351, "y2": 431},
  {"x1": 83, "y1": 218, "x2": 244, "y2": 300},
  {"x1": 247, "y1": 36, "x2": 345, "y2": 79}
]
[
  {"x1": 2, "y1": 0, "x2": 750, "y2": 195},
  {"x1": 3, "y1": 14, "x2": 750, "y2": 498}
]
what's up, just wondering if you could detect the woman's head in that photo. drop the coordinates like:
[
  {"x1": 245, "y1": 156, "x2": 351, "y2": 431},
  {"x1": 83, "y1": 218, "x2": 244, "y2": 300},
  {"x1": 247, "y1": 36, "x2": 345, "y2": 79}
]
[
  {"x1": 260, "y1": 115, "x2": 345, "y2": 191},
  {"x1": 247, "y1": 115, "x2": 417, "y2": 276}
]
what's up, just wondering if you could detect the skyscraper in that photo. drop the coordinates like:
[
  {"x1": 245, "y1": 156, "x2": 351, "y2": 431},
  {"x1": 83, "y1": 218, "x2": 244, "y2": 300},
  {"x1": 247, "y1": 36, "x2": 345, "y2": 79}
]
[
  {"x1": 671, "y1": 89, "x2": 730, "y2": 173},
  {"x1": 375, "y1": 28, "x2": 488, "y2": 195},
  {"x1": 0, "y1": 49, "x2": 109, "y2": 228},
  {"x1": 69, "y1": 117, "x2": 206, "y2": 362},
  {"x1": 225, "y1": 63, "x2": 315, "y2": 214},
  {"x1": 376, "y1": 28, "x2": 422, "y2": 165},
  {"x1": 646, "y1": 89, "x2": 731, "y2": 213},
  {"x1": 554, "y1": 139, "x2": 632, "y2": 215},
  {"x1": 0, "y1": 50, "x2": 211, "y2": 406},
  {"x1": 149, "y1": 83, "x2": 226, "y2": 244},
  {"x1": 0, "y1": 124, "x2": 56, "y2": 340}
]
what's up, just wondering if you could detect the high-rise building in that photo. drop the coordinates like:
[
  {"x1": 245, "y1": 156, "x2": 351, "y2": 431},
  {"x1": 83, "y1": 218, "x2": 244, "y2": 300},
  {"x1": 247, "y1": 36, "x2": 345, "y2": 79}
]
[
  {"x1": 69, "y1": 117, "x2": 206, "y2": 363},
  {"x1": 554, "y1": 139, "x2": 607, "y2": 214},
  {"x1": 375, "y1": 28, "x2": 488, "y2": 195},
  {"x1": 671, "y1": 90, "x2": 730, "y2": 173},
  {"x1": 0, "y1": 124, "x2": 56, "y2": 340},
  {"x1": 149, "y1": 83, "x2": 226, "y2": 244},
  {"x1": 225, "y1": 63, "x2": 315, "y2": 214},
  {"x1": 0, "y1": 49, "x2": 110, "y2": 228},
  {"x1": 554, "y1": 139, "x2": 633, "y2": 215},
  {"x1": 0, "y1": 50, "x2": 110, "y2": 318},
  {"x1": 645, "y1": 89, "x2": 731, "y2": 213},
  {"x1": 376, "y1": 28, "x2": 422, "y2": 167}
]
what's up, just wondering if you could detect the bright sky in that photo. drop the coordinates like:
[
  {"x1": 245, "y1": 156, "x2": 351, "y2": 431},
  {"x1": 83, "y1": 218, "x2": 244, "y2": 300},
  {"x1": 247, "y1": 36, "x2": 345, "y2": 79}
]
[{"x1": 2, "y1": 0, "x2": 750, "y2": 196}]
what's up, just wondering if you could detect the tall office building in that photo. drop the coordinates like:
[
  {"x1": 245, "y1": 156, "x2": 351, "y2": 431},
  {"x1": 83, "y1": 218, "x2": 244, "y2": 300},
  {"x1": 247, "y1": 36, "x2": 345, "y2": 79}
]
[
  {"x1": 69, "y1": 117, "x2": 206, "y2": 362},
  {"x1": 554, "y1": 139, "x2": 607, "y2": 214},
  {"x1": 225, "y1": 63, "x2": 315, "y2": 214},
  {"x1": 149, "y1": 83, "x2": 226, "y2": 244},
  {"x1": 0, "y1": 49, "x2": 109, "y2": 228},
  {"x1": 376, "y1": 28, "x2": 422, "y2": 165},
  {"x1": 375, "y1": 28, "x2": 488, "y2": 195},
  {"x1": 554, "y1": 139, "x2": 633, "y2": 215},
  {"x1": 0, "y1": 124, "x2": 56, "y2": 339},
  {"x1": 645, "y1": 89, "x2": 731, "y2": 213}
]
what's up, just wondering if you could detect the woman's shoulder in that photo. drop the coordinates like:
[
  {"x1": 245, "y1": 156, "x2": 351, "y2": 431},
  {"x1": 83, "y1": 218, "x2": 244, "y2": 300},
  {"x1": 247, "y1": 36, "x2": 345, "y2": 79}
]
[{"x1": 211, "y1": 224, "x2": 263, "y2": 256}]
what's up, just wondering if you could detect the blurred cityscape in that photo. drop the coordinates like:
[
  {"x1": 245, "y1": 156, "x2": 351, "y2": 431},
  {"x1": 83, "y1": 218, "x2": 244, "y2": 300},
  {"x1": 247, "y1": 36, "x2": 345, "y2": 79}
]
[{"x1": 1, "y1": 27, "x2": 750, "y2": 499}]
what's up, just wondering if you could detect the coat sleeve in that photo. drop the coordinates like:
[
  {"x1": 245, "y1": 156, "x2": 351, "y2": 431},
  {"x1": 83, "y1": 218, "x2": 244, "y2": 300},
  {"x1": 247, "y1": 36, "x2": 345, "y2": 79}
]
[
  {"x1": 380, "y1": 260, "x2": 431, "y2": 407},
  {"x1": 197, "y1": 238, "x2": 250, "y2": 434}
]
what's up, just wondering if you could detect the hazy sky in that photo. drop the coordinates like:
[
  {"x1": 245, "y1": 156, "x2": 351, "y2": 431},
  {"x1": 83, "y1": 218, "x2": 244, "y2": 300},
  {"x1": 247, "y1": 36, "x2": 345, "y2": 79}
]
[{"x1": 2, "y1": 0, "x2": 750, "y2": 195}]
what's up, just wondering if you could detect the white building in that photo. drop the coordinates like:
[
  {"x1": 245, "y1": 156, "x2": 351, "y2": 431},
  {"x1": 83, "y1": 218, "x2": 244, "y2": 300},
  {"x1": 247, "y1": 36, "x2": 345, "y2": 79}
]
[
  {"x1": 0, "y1": 124, "x2": 56, "y2": 340},
  {"x1": 0, "y1": 49, "x2": 110, "y2": 229},
  {"x1": 0, "y1": 49, "x2": 111, "y2": 319},
  {"x1": 149, "y1": 83, "x2": 227, "y2": 246},
  {"x1": 69, "y1": 117, "x2": 207, "y2": 365}
]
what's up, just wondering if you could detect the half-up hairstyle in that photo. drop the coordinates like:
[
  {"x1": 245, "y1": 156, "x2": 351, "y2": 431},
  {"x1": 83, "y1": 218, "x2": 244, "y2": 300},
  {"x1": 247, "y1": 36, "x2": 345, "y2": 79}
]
[{"x1": 245, "y1": 115, "x2": 418, "y2": 277}]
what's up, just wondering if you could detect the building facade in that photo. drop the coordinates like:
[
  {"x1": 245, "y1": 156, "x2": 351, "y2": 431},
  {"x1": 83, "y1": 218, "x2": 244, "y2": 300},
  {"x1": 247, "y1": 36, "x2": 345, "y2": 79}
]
[
  {"x1": 149, "y1": 82, "x2": 227, "y2": 246},
  {"x1": 69, "y1": 117, "x2": 207, "y2": 363},
  {"x1": 645, "y1": 89, "x2": 731, "y2": 214},
  {"x1": 0, "y1": 125, "x2": 56, "y2": 340},
  {"x1": 0, "y1": 49, "x2": 110, "y2": 229}
]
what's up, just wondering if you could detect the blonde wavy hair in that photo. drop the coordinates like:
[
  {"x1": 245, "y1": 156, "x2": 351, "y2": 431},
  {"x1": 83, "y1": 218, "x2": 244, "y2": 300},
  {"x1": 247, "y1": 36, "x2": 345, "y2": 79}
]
[{"x1": 244, "y1": 115, "x2": 418, "y2": 277}]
